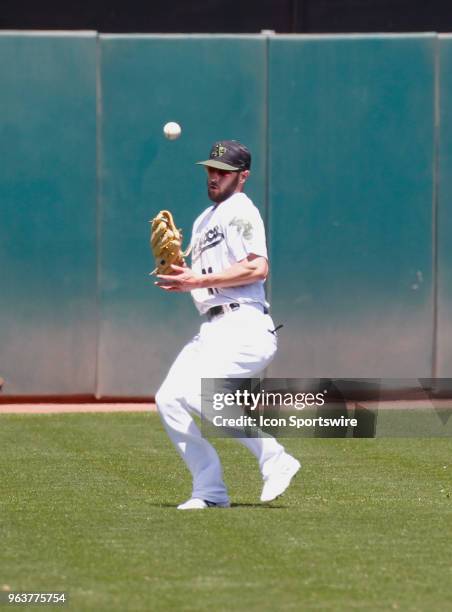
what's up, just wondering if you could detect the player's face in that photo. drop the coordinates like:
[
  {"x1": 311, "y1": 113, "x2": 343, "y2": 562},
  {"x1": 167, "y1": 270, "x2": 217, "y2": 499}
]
[{"x1": 206, "y1": 167, "x2": 242, "y2": 203}]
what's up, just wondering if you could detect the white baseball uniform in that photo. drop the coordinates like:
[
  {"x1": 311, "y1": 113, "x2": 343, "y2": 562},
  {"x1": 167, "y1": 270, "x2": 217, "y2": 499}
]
[{"x1": 155, "y1": 192, "x2": 288, "y2": 505}]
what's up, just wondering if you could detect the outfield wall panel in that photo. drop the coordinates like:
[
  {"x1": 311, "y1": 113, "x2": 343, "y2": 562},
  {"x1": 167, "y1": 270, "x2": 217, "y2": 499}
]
[
  {"x1": 97, "y1": 35, "x2": 267, "y2": 396},
  {"x1": 436, "y1": 35, "x2": 452, "y2": 378},
  {"x1": 0, "y1": 33, "x2": 98, "y2": 394},
  {"x1": 268, "y1": 35, "x2": 435, "y2": 377}
]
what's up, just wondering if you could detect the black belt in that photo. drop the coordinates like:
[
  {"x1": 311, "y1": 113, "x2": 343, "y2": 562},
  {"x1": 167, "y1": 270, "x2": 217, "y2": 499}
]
[
  {"x1": 206, "y1": 303, "x2": 240, "y2": 320},
  {"x1": 206, "y1": 303, "x2": 269, "y2": 320}
]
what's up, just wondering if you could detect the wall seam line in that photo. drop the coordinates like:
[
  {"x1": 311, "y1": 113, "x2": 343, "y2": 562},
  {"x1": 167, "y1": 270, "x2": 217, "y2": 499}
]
[
  {"x1": 94, "y1": 33, "x2": 103, "y2": 399},
  {"x1": 432, "y1": 34, "x2": 440, "y2": 380}
]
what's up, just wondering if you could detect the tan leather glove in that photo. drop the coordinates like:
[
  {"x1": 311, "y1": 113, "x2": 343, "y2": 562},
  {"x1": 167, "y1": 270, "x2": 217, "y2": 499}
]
[{"x1": 149, "y1": 210, "x2": 189, "y2": 275}]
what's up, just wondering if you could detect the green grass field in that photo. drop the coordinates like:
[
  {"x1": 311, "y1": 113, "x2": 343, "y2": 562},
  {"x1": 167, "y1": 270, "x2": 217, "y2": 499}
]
[{"x1": 1, "y1": 412, "x2": 451, "y2": 611}]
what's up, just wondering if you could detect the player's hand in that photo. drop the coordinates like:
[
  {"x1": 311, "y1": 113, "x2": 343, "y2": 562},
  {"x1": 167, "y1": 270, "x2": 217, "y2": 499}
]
[{"x1": 155, "y1": 264, "x2": 202, "y2": 292}]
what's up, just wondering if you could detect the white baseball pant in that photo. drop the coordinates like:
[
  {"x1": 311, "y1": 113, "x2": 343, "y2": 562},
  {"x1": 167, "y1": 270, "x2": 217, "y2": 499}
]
[{"x1": 155, "y1": 304, "x2": 286, "y2": 504}]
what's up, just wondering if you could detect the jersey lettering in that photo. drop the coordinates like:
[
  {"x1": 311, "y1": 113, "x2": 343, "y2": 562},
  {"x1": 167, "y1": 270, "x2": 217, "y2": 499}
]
[
  {"x1": 202, "y1": 266, "x2": 218, "y2": 295},
  {"x1": 192, "y1": 225, "x2": 225, "y2": 261}
]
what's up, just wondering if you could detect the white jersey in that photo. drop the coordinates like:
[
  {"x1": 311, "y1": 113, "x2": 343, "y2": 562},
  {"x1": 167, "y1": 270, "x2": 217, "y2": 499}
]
[{"x1": 190, "y1": 192, "x2": 270, "y2": 315}]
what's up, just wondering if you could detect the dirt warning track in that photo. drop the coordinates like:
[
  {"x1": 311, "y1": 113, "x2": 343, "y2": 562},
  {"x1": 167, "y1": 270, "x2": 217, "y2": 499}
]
[{"x1": 0, "y1": 403, "x2": 157, "y2": 414}]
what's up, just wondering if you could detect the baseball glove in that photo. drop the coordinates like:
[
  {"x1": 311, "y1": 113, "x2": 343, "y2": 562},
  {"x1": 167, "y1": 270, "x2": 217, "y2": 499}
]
[{"x1": 149, "y1": 210, "x2": 190, "y2": 275}]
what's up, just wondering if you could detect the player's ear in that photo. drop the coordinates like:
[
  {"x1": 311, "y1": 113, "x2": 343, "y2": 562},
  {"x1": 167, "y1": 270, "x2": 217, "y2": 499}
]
[{"x1": 240, "y1": 170, "x2": 250, "y2": 183}]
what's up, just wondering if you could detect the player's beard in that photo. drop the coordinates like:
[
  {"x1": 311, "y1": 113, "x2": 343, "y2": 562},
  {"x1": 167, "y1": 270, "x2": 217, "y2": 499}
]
[{"x1": 207, "y1": 173, "x2": 241, "y2": 203}]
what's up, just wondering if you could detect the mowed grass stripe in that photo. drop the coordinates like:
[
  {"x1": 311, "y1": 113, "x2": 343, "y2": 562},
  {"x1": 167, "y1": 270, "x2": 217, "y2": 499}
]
[{"x1": 0, "y1": 413, "x2": 451, "y2": 611}]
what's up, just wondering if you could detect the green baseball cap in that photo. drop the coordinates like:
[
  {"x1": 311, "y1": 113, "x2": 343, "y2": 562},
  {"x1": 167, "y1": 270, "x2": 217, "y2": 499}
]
[{"x1": 196, "y1": 140, "x2": 251, "y2": 171}]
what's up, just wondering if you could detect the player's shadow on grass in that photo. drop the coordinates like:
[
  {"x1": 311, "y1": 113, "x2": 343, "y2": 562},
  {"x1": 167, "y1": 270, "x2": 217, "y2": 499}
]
[
  {"x1": 231, "y1": 502, "x2": 286, "y2": 509},
  {"x1": 150, "y1": 502, "x2": 286, "y2": 509}
]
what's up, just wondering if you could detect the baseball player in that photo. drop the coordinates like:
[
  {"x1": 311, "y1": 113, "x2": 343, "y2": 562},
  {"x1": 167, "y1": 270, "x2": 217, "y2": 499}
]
[{"x1": 155, "y1": 140, "x2": 300, "y2": 509}]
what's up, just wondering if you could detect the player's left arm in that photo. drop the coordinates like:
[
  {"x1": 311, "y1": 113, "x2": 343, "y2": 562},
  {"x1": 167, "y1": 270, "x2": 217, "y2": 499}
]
[{"x1": 155, "y1": 254, "x2": 267, "y2": 292}]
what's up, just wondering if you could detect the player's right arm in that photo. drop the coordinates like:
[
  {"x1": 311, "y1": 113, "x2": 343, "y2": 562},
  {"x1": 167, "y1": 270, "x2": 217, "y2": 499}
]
[
  {"x1": 154, "y1": 253, "x2": 267, "y2": 292},
  {"x1": 198, "y1": 254, "x2": 268, "y2": 288}
]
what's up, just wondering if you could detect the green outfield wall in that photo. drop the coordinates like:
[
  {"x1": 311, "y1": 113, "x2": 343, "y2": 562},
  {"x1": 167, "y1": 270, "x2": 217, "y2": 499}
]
[
  {"x1": 0, "y1": 32, "x2": 449, "y2": 396},
  {"x1": 0, "y1": 32, "x2": 98, "y2": 395},
  {"x1": 98, "y1": 35, "x2": 267, "y2": 396},
  {"x1": 437, "y1": 35, "x2": 452, "y2": 383},
  {"x1": 268, "y1": 34, "x2": 435, "y2": 377}
]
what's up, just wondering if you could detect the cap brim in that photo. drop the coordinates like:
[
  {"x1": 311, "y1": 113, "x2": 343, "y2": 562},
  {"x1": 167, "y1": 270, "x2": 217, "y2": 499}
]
[{"x1": 196, "y1": 159, "x2": 240, "y2": 171}]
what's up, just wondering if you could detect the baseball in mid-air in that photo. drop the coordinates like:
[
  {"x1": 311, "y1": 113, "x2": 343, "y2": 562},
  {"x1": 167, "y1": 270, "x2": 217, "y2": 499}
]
[{"x1": 163, "y1": 121, "x2": 182, "y2": 140}]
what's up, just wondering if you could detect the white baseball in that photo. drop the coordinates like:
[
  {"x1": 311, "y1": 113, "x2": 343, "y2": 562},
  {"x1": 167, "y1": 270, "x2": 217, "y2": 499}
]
[{"x1": 163, "y1": 121, "x2": 182, "y2": 140}]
